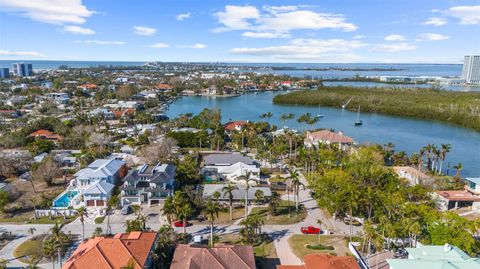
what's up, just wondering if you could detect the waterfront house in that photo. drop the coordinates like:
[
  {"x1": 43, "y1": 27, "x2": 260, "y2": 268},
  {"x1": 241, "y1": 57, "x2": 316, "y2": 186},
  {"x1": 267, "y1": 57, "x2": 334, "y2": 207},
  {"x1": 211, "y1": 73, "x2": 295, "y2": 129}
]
[
  {"x1": 304, "y1": 130, "x2": 354, "y2": 150},
  {"x1": 435, "y1": 189, "x2": 480, "y2": 211},
  {"x1": 202, "y1": 184, "x2": 271, "y2": 203},
  {"x1": 277, "y1": 253, "x2": 360, "y2": 269},
  {"x1": 170, "y1": 244, "x2": 256, "y2": 269},
  {"x1": 465, "y1": 177, "x2": 480, "y2": 194},
  {"x1": 393, "y1": 166, "x2": 433, "y2": 186},
  {"x1": 224, "y1": 121, "x2": 248, "y2": 133},
  {"x1": 121, "y1": 163, "x2": 176, "y2": 207},
  {"x1": 63, "y1": 231, "x2": 158, "y2": 269},
  {"x1": 201, "y1": 153, "x2": 260, "y2": 183},
  {"x1": 387, "y1": 243, "x2": 480, "y2": 269}
]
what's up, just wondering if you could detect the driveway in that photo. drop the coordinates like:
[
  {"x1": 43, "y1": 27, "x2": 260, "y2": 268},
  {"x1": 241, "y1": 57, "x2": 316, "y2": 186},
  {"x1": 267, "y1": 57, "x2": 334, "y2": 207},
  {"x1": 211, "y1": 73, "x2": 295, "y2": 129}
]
[{"x1": 0, "y1": 174, "x2": 362, "y2": 267}]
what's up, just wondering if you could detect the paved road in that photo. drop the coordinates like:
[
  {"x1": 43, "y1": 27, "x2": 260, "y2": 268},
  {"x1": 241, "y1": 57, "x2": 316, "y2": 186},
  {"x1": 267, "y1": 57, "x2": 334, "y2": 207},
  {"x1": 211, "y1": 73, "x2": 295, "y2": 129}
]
[{"x1": 0, "y1": 173, "x2": 362, "y2": 268}]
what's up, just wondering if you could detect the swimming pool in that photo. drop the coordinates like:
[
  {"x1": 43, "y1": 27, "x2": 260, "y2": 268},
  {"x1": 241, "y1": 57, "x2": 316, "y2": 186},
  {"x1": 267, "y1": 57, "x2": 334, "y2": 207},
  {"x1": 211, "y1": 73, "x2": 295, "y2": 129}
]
[{"x1": 53, "y1": 190, "x2": 78, "y2": 207}]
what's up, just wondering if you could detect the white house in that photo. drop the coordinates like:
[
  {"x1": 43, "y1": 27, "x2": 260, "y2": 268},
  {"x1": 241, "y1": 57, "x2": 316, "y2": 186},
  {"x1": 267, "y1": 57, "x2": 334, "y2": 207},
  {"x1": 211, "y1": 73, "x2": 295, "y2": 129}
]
[
  {"x1": 53, "y1": 159, "x2": 126, "y2": 208},
  {"x1": 201, "y1": 153, "x2": 260, "y2": 184}
]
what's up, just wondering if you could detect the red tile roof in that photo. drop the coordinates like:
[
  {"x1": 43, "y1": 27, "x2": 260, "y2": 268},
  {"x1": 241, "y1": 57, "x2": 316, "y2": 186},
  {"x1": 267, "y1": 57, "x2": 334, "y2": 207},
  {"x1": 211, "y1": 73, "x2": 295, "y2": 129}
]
[
  {"x1": 436, "y1": 190, "x2": 480, "y2": 202},
  {"x1": 155, "y1": 83, "x2": 172, "y2": 90},
  {"x1": 224, "y1": 121, "x2": 248, "y2": 131},
  {"x1": 308, "y1": 130, "x2": 353, "y2": 144},
  {"x1": 277, "y1": 254, "x2": 361, "y2": 269},
  {"x1": 170, "y1": 244, "x2": 256, "y2": 269},
  {"x1": 63, "y1": 232, "x2": 157, "y2": 269},
  {"x1": 29, "y1": 129, "x2": 62, "y2": 140}
]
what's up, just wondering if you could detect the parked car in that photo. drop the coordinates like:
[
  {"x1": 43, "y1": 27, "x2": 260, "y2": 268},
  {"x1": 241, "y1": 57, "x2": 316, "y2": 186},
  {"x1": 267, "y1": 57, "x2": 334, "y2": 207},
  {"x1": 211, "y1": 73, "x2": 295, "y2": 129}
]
[
  {"x1": 301, "y1": 226, "x2": 321, "y2": 234},
  {"x1": 173, "y1": 220, "x2": 191, "y2": 227},
  {"x1": 121, "y1": 205, "x2": 132, "y2": 215}
]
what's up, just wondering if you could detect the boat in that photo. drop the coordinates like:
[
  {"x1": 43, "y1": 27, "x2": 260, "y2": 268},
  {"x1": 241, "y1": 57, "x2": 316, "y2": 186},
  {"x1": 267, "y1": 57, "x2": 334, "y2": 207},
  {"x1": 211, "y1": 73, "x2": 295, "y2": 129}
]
[
  {"x1": 316, "y1": 105, "x2": 324, "y2": 118},
  {"x1": 355, "y1": 105, "x2": 363, "y2": 126}
]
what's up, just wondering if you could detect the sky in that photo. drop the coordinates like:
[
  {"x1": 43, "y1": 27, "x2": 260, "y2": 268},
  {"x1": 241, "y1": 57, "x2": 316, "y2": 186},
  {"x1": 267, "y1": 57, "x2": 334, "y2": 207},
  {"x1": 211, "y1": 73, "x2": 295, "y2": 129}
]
[{"x1": 0, "y1": 0, "x2": 479, "y2": 63}]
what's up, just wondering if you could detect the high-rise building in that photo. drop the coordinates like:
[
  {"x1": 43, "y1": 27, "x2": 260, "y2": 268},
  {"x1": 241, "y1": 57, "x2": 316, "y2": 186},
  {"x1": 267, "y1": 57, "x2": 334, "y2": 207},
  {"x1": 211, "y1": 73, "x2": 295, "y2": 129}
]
[
  {"x1": 462, "y1": 55, "x2": 480, "y2": 84},
  {"x1": 12, "y1": 63, "x2": 33, "y2": 77},
  {"x1": 0, "y1": 68, "x2": 9, "y2": 79}
]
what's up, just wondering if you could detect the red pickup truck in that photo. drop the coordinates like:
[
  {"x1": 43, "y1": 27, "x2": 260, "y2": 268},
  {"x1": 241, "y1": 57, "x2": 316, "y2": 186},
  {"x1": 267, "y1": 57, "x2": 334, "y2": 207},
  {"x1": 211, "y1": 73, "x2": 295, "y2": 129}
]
[{"x1": 301, "y1": 226, "x2": 321, "y2": 234}]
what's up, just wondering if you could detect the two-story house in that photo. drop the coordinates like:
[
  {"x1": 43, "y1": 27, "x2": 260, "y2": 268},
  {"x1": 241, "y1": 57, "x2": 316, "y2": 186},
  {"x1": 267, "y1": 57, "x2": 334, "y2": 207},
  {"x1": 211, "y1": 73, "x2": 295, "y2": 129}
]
[
  {"x1": 121, "y1": 163, "x2": 176, "y2": 207},
  {"x1": 435, "y1": 177, "x2": 480, "y2": 211},
  {"x1": 68, "y1": 159, "x2": 126, "y2": 207}
]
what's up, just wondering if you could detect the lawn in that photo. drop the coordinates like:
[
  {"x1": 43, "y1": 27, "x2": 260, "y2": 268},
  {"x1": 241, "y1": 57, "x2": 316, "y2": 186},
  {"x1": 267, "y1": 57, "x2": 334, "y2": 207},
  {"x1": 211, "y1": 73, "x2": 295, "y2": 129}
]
[
  {"x1": 28, "y1": 216, "x2": 76, "y2": 224},
  {"x1": 288, "y1": 234, "x2": 350, "y2": 260},
  {"x1": 215, "y1": 205, "x2": 248, "y2": 224},
  {"x1": 13, "y1": 235, "x2": 46, "y2": 263},
  {"x1": 250, "y1": 200, "x2": 306, "y2": 225}
]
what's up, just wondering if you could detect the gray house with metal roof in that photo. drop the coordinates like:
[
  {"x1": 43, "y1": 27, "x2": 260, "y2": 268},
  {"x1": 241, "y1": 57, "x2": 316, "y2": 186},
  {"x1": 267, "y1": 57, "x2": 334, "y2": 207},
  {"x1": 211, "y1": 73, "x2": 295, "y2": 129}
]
[{"x1": 121, "y1": 163, "x2": 176, "y2": 207}]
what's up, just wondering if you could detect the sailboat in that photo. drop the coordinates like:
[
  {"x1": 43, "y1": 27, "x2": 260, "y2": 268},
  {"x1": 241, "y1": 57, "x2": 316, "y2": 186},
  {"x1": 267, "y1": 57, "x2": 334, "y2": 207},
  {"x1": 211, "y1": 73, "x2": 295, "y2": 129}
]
[
  {"x1": 316, "y1": 105, "x2": 324, "y2": 118},
  {"x1": 354, "y1": 105, "x2": 363, "y2": 126}
]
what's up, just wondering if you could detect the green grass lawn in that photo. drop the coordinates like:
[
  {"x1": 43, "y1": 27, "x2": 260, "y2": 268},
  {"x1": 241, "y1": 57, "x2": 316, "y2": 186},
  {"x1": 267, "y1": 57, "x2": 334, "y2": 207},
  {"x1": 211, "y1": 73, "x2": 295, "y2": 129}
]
[
  {"x1": 288, "y1": 234, "x2": 350, "y2": 260},
  {"x1": 13, "y1": 236, "x2": 46, "y2": 263},
  {"x1": 0, "y1": 216, "x2": 75, "y2": 224},
  {"x1": 215, "y1": 205, "x2": 247, "y2": 224},
  {"x1": 250, "y1": 200, "x2": 306, "y2": 225}
]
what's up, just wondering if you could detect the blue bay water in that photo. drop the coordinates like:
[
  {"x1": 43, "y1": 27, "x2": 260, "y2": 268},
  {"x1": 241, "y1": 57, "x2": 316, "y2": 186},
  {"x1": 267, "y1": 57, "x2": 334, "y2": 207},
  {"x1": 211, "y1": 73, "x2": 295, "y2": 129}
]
[{"x1": 167, "y1": 91, "x2": 480, "y2": 178}]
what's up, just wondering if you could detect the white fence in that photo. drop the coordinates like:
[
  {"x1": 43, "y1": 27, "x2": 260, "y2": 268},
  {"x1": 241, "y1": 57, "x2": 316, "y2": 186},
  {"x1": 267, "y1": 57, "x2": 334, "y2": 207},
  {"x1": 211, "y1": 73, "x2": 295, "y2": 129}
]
[{"x1": 35, "y1": 209, "x2": 77, "y2": 218}]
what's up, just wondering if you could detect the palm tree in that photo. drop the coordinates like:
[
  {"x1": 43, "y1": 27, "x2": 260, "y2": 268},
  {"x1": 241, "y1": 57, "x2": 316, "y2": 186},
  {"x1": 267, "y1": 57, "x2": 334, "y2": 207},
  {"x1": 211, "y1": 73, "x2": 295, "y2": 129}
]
[
  {"x1": 30, "y1": 198, "x2": 37, "y2": 220},
  {"x1": 345, "y1": 183, "x2": 360, "y2": 242},
  {"x1": 76, "y1": 207, "x2": 88, "y2": 240},
  {"x1": 268, "y1": 191, "x2": 281, "y2": 217},
  {"x1": 418, "y1": 147, "x2": 425, "y2": 172},
  {"x1": 237, "y1": 172, "x2": 256, "y2": 219},
  {"x1": 212, "y1": 191, "x2": 221, "y2": 202},
  {"x1": 425, "y1": 144, "x2": 432, "y2": 170},
  {"x1": 453, "y1": 163, "x2": 463, "y2": 179},
  {"x1": 254, "y1": 189, "x2": 265, "y2": 204},
  {"x1": 178, "y1": 203, "x2": 193, "y2": 234},
  {"x1": 161, "y1": 196, "x2": 175, "y2": 225},
  {"x1": 42, "y1": 238, "x2": 57, "y2": 269},
  {"x1": 317, "y1": 219, "x2": 323, "y2": 244},
  {"x1": 106, "y1": 196, "x2": 118, "y2": 235},
  {"x1": 203, "y1": 199, "x2": 220, "y2": 247},
  {"x1": 260, "y1": 112, "x2": 273, "y2": 123},
  {"x1": 289, "y1": 169, "x2": 303, "y2": 212},
  {"x1": 222, "y1": 183, "x2": 238, "y2": 221},
  {"x1": 439, "y1": 144, "x2": 451, "y2": 174}
]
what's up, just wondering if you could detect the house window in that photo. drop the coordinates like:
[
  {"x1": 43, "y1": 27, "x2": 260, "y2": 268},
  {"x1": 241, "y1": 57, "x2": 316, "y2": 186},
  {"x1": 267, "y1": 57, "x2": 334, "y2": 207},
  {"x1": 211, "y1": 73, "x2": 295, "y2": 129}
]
[{"x1": 469, "y1": 181, "x2": 476, "y2": 190}]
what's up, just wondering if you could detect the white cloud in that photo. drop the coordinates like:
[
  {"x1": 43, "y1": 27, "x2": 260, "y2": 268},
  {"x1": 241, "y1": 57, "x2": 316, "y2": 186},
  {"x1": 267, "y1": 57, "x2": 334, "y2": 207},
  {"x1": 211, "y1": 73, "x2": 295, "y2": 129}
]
[
  {"x1": 0, "y1": 0, "x2": 94, "y2": 24},
  {"x1": 384, "y1": 34, "x2": 405, "y2": 41},
  {"x1": 373, "y1": 43, "x2": 417, "y2": 52},
  {"x1": 262, "y1": 5, "x2": 298, "y2": 13},
  {"x1": 0, "y1": 49, "x2": 47, "y2": 58},
  {"x1": 149, "y1": 42, "x2": 170, "y2": 48},
  {"x1": 353, "y1": 35, "x2": 366, "y2": 39},
  {"x1": 231, "y1": 38, "x2": 366, "y2": 61},
  {"x1": 422, "y1": 17, "x2": 447, "y2": 26},
  {"x1": 133, "y1": 26, "x2": 157, "y2": 36},
  {"x1": 214, "y1": 5, "x2": 357, "y2": 37},
  {"x1": 63, "y1": 25, "x2": 94, "y2": 35},
  {"x1": 213, "y1": 5, "x2": 260, "y2": 32},
  {"x1": 180, "y1": 43, "x2": 206, "y2": 49},
  {"x1": 176, "y1": 12, "x2": 191, "y2": 21},
  {"x1": 419, "y1": 33, "x2": 450, "y2": 41},
  {"x1": 444, "y1": 5, "x2": 480, "y2": 25},
  {"x1": 76, "y1": 40, "x2": 124, "y2": 45},
  {"x1": 242, "y1": 31, "x2": 290, "y2": 38}
]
